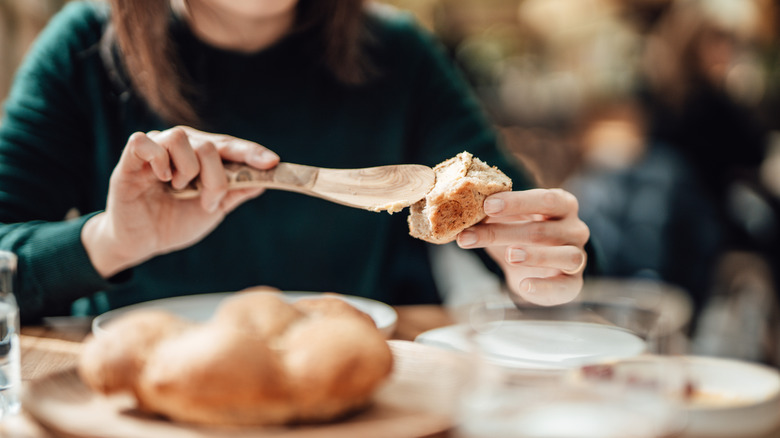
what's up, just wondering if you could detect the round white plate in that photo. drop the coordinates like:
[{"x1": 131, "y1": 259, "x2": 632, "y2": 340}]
[
  {"x1": 415, "y1": 320, "x2": 646, "y2": 371},
  {"x1": 92, "y1": 291, "x2": 398, "y2": 338}
]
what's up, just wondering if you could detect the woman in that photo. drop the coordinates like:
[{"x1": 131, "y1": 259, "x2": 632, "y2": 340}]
[{"x1": 0, "y1": 0, "x2": 589, "y2": 322}]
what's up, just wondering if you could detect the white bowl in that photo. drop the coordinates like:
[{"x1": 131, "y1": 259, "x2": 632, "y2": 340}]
[
  {"x1": 683, "y1": 356, "x2": 780, "y2": 437},
  {"x1": 571, "y1": 355, "x2": 780, "y2": 437}
]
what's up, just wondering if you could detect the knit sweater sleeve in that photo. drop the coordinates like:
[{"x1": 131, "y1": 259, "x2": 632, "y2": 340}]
[{"x1": 0, "y1": 2, "x2": 118, "y2": 321}]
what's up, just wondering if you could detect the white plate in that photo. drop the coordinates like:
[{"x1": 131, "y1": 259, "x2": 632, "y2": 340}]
[
  {"x1": 92, "y1": 291, "x2": 398, "y2": 338},
  {"x1": 571, "y1": 355, "x2": 780, "y2": 437},
  {"x1": 415, "y1": 320, "x2": 646, "y2": 372},
  {"x1": 683, "y1": 355, "x2": 780, "y2": 437}
]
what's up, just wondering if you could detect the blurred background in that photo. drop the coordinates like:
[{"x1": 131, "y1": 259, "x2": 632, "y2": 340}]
[{"x1": 2, "y1": 0, "x2": 780, "y2": 364}]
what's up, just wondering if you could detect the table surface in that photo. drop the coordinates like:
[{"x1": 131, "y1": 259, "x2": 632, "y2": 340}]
[
  {"x1": 8, "y1": 304, "x2": 780, "y2": 438},
  {"x1": 3, "y1": 305, "x2": 455, "y2": 438}
]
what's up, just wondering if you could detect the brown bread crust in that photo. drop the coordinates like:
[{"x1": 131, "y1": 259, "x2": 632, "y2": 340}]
[
  {"x1": 77, "y1": 292, "x2": 393, "y2": 426},
  {"x1": 408, "y1": 151, "x2": 512, "y2": 244}
]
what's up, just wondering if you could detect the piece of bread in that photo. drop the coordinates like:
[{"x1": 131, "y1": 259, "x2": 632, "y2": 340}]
[
  {"x1": 281, "y1": 315, "x2": 393, "y2": 422},
  {"x1": 77, "y1": 292, "x2": 393, "y2": 426},
  {"x1": 291, "y1": 293, "x2": 376, "y2": 328},
  {"x1": 137, "y1": 322, "x2": 296, "y2": 426},
  {"x1": 77, "y1": 310, "x2": 192, "y2": 395},
  {"x1": 408, "y1": 151, "x2": 512, "y2": 244},
  {"x1": 211, "y1": 291, "x2": 304, "y2": 339}
]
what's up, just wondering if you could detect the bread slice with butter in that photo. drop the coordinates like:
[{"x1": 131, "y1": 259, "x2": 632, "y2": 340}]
[{"x1": 408, "y1": 151, "x2": 512, "y2": 244}]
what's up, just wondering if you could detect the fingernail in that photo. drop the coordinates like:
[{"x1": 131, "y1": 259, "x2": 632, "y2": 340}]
[
  {"x1": 249, "y1": 150, "x2": 278, "y2": 167},
  {"x1": 162, "y1": 169, "x2": 172, "y2": 182},
  {"x1": 508, "y1": 248, "x2": 526, "y2": 263},
  {"x1": 484, "y1": 198, "x2": 505, "y2": 215},
  {"x1": 458, "y1": 231, "x2": 477, "y2": 247}
]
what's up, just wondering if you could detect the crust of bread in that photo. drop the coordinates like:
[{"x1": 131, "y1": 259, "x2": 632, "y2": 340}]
[
  {"x1": 137, "y1": 323, "x2": 296, "y2": 426},
  {"x1": 408, "y1": 151, "x2": 512, "y2": 244},
  {"x1": 292, "y1": 294, "x2": 376, "y2": 328},
  {"x1": 77, "y1": 310, "x2": 191, "y2": 395},
  {"x1": 77, "y1": 291, "x2": 394, "y2": 427},
  {"x1": 282, "y1": 316, "x2": 394, "y2": 422},
  {"x1": 212, "y1": 292, "x2": 304, "y2": 339}
]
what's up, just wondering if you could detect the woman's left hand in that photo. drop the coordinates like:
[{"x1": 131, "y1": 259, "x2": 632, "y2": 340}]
[{"x1": 456, "y1": 188, "x2": 590, "y2": 305}]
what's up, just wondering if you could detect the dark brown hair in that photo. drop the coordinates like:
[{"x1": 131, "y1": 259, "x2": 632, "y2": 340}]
[{"x1": 107, "y1": 0, "x2": 369, "y2": 126}]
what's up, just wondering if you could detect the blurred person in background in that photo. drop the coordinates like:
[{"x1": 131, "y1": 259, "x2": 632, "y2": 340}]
[
  {"x1": 563, "y1": 98, "x2": 720, "y2": 321},
  {"x1": 431, "y1": 0, "x2": 724, "y2": 316},
  {"x1": 640, "y1": 0, "x2": 780, "y2": 363},
  {"x1": 639, "y1": 0, "x2": 774, "y2": 256},
  {"x1": 0, "y1": 0, "x2": 591, "y2": 323}
]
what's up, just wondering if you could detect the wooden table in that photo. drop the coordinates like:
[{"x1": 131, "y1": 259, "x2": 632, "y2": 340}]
[
  {"x1": 1, "y1": 305, "x2": 456, "y2": 437},
  {"x1": 9, "y1": 305, "x2": 780, "y2": 438}
]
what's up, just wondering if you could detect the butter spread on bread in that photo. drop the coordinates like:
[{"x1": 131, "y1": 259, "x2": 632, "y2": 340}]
[{"x1": 408, "y1": 151, "x2": 512, "y2": 244}]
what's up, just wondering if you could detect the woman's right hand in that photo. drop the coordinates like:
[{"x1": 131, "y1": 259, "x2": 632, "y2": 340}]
[{"x1": 81, "y1": 126, "x2": 280, "y2": 278}]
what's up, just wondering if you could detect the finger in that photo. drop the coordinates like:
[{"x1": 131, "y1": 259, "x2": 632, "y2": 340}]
[
  {"x1": 194, "y1": 141, "x2": 228, "y2": 213},
  {"x1": 457, "y1": 221, "x2": 575, "y2": 249},
  {"x1": 156, "y1": 127, "x2": 200, "y2": 190},
  {"x1": 483, "y1": 214, "x2": 545, "y2": 224},
  {"x1": 176, "y1": 126, "x2": 279, "y2": 169},
  {"x1": 224, "y1": 139, "x2": 280, "y2": 169},
  {"x1": 505, "y1": 245, "x2": 586, "y2": 274},
  {"x1": 484, "y1": 189, "x2": 579, "y2": 221},
  {"x1": 513, "y1": 274, "x2": 584, "y2": 306},
  {"x1": 123, "y1": 132, "x2": 172, "y2": 182}
]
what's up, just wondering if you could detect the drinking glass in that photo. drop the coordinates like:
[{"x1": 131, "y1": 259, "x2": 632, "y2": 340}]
[
  {"x1": 0, "y1": 251, "x2": 20, "y2": 418},
  {"x1": 449, "y1": 280, "x2": 692, "y2": 438},
  {"x1": 456, "y1": 377, "x2": 683, "y2": 438}
]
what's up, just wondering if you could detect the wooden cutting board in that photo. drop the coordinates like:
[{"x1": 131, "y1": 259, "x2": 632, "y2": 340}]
[{"x1": 23, "y1": 340, "x2": 471, "y2": 438}]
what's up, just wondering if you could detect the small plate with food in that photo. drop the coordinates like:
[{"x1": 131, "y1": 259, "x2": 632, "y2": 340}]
[{"x1": 572, "y1": 355, "x2": 780, "y2": 437}]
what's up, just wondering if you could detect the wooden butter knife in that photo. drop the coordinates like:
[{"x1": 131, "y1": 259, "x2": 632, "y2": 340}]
[{"x1": 168, "y1": 162, "x2": 436, "y2": 212}]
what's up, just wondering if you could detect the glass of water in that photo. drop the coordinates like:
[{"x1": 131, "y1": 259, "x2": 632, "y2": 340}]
[
  {"x1": 0, "y1": 251, "x2": 20, "y2": 418},
  {"x1": 450, "y1": 294, "x2": 688, "y2": 438}
]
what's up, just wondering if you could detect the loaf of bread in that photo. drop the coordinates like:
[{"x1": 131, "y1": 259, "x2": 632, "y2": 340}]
[
  {"x1": 78, "y1": 292, "x2": 394, "y2": 426},
  {"x1": 408, "y1": 151, "x2": 512, "y2": 244}
]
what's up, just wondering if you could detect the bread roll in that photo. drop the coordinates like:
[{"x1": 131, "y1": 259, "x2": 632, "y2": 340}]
[
  {"x1": 282, "y1": 316, "x2": 393, "y2": 422},
  {"x1": 408, "y1": 151, "x2": 512, "y2": 244},
  {"x1": 137, "y1": 323, "x2": 296, "y2": 426},
  {"x1": 292, "y1": 294, "x2": 375, "y2": 328},
  {"x1": 212, "y1": 291, "x2": 304, "y2": 339},
  {"x1": 77, "y1": 310, "x2": 191, "y2": 395},
  {"x1": 77, "y1": 291, "x2": 394, "y2": 426}
]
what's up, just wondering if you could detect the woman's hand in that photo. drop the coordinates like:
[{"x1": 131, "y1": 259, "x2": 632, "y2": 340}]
[
  {"x1": 456, "y1": 188, "x2": 590, "y2": 305},
  {"x1": 82, "y1": 126, "x2": 280, "y2": 278}
]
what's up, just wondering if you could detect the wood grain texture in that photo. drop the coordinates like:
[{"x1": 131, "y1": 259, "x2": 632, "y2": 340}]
[
  {"x1": 14, "y1": 307, "x2": 780, "y2": 438},
  {"x1": 169, "y1": 162, "x2": 435, "y2": 212},
  {"x1": 11, "y1": 306, "x2": 456, "y2": 438},
  {"x1": 21, "y1": 326, "x2": 87, "y2": 382},
  {"x1": 22, "y1": 341, "x2": 465, "y2": 438},
  {"x1": 393, "y1": 305, "x2": 455, "y2": 342}
]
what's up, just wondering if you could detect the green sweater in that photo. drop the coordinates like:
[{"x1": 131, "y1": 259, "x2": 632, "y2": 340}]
[{"x1": 0, "y1": 1, "x2": 531, "y2": 322}]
